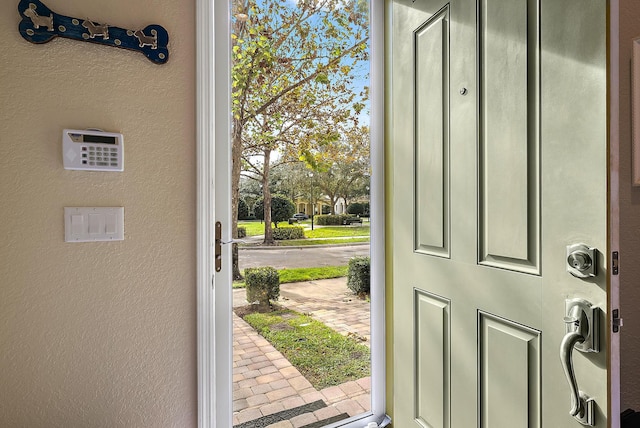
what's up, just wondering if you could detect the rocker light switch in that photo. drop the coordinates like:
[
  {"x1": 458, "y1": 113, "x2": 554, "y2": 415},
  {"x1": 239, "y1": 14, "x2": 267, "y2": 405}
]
[
  {"x1": 65, "y1": 207, "x2": 124, "y2": 242},
  {"x1": 71, "y1": 214, "x2": 84, "y2": 236},
  {"x1": 88, "y1": 214, "x2": 102, "y2": 235},
  {"x1": 105, "y1": 214, "x2": 117, "y2": 234}
]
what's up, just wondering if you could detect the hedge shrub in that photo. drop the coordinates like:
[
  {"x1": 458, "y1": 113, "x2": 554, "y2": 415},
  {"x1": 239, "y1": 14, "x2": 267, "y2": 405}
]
[
  {"x1": 315, "y1": 214, "x2": 355, "y2": 225},
  {"x1": 238, "y1": 199, "x2": 250, "y2": 220},
  {"x1": 254, "y1": 195, "x2": 296, "y2": 227},
  {"x1": 347, "y1": 257, "x2": 370, "y2": 295},
  {"x1": 273, "y1": 227, "x2": 305, "y2": 240},
  {"x1": 245, "y1": 266, "x2": 280, "y2": 309},
  {"x1": 347, "y1": 202, "x2": 365, "y2": 215},
  {"x1": 237, "y1": 227, "x2": 247, "y2": 239}
]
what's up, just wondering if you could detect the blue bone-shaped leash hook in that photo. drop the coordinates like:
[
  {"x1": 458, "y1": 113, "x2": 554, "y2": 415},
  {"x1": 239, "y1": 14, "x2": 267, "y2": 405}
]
[{"x1": 18, "y1": 0, "x2": 169, "y2": 64}]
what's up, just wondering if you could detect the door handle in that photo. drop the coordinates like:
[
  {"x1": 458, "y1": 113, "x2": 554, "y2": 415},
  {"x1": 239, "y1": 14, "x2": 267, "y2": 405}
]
[{"x1": 560, "y1": 299, "x2": 599, "y2": 426}]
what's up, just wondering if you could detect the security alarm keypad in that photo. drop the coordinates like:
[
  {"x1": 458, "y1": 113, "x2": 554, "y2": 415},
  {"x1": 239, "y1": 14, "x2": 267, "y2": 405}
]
[{"x1": 63, "y1": 129, "x2": 124, "y2": 171}]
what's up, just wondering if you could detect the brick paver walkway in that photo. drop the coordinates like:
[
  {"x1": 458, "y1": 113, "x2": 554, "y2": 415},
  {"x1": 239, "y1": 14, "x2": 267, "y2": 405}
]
[{"x1": 233, "y1": 278, "x2": 371, "y2": 428}]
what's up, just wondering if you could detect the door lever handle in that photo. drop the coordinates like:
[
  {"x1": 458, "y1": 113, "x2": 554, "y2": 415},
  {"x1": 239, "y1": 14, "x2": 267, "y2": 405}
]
[
  {"x1": 560, "y1": 331, "x2": 586, "y2": 417},
  {"x1": 559, "y1": 299, "x2": 599, "y2": 426}
]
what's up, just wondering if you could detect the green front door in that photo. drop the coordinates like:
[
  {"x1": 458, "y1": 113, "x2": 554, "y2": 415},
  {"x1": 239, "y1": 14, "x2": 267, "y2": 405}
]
[{"x1": 388, "y1": 0, "x2": 612, "y2": 426}]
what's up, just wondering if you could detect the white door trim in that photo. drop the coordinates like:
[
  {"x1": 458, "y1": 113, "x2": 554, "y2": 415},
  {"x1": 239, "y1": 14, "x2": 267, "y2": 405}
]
[
  {"x1": 608, "y1": 0, "x2": 621, "y2": 426},
  {"x1": 196, "y1": 1, "x2": 387, "y2": 427},
  {"x1": 196, "y1": 0, "x2": 232, "y2": 426}
]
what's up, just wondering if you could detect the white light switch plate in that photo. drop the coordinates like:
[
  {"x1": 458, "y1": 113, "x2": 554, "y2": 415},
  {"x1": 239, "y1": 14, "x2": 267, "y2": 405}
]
[{"x1": 64, "y1": 207, "x2": 124, "y2": 242}]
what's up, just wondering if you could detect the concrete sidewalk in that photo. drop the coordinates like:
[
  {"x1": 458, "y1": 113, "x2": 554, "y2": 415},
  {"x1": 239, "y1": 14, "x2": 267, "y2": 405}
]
[{"x1": 233, "y1": 278, "x2": 371, "y2": 427}]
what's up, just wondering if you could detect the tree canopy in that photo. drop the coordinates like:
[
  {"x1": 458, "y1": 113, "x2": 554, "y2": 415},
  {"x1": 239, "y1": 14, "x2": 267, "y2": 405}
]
[
  {"x1": 231, "y1": 0, "x2": 370, "y2": 264},
  {"x1": 254, "y1": 195, "x2": 296, "y2": 227}
]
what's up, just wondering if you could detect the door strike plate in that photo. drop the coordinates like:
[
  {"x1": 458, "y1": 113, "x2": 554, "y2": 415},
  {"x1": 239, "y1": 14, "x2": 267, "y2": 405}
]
[{"x1": 215, "y1": 222, "x2": 222, "y2": 272}]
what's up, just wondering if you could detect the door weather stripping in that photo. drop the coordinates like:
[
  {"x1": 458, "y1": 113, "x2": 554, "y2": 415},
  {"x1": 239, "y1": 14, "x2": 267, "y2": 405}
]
[{"x1": 560, "y1": 298, "x2": 600, "y2": 426}]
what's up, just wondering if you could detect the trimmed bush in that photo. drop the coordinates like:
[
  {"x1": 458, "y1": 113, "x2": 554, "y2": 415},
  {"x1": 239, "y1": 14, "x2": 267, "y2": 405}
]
[
  {"x1": 238, "y1": 199, "x2": 250, "y2": 220},
  {"x1": 254, "y1": 195, "x2": 296, "y2": 227},
  {"x1": 315, "y1": 214, "x2": 355, "y2": 225},
  {"x1": 347, "y1": 257, "x2": 370, "y2": 295},
  {"x1": 273, "y1": 227, "x2": 305, "y2": 240},
  {"x1": 347, "y1": 202, "x2": 365, "y2": 215},
  {"x1": 245, "y1": 266, "x2": 280, "y2": 309},
  {"x1": 237, "y1": 227, "x2": 247, "y2": 239}
]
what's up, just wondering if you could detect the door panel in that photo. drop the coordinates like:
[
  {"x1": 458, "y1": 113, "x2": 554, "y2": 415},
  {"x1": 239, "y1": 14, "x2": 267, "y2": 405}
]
[
  {"x1": 414, "y1": 6, "x2": 450, "y2": 257},
  {"x1": 388, "y1": 0, "x2": 610, "y2": 427},
  {"x1": 479, "y1": 0, "x2": 540, "y2": 273},
  {"x1": 479, "y1": 312, "x2": 541, "y2": 428},
  {"x1": 414, "y1": 290, "x2": 450, "y2": 428}
]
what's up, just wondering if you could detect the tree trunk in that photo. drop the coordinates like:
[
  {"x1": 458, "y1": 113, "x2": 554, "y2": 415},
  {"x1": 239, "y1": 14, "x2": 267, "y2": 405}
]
[
  {"x1": 262, "y1": 149, "x2": 275, "y2": 245},
  {"x1": 329, "y1": 195, "x2": 338, "y2": 215},
  {"x1": 231, "y1": 119, "x2": 243, "y2": 280}
]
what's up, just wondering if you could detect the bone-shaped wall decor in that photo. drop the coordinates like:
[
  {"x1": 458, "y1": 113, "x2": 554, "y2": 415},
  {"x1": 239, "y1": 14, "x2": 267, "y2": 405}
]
[{"x1": 18, "y1": 0, "x2": 169, "y2": 64}]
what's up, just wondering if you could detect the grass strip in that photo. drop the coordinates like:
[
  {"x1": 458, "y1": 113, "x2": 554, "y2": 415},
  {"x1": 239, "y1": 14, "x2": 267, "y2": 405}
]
[
  {"x1": 279, "y1": 265, "x2": 348, "y2": 283},
  {"x1": 238, "y1": 221, "x2": 371, "y2": 239},
  {"x1": 275, "y1": 237, "x2": 369, "y2": 247},
  {"x1": 233, "y1": 265, "x2": 348, "y2": 289},
  {"x1": 304, "y1": 225, "x2": 370, "y2": 238},
  {"x1": 237, "y1": 221, "x2": 267, "y2": 236},
  {"x1": 240, "y1": 309, "x2": 370, "y2": 390}
]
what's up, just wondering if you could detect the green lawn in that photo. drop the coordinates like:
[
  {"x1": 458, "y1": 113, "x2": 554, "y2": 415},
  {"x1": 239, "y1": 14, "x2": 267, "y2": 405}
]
[
  {"x1": 238, "y1": 221, "x2": 370, "y2": 242},
  {"x1": 276, "y1": 237, "x2": 369, "y2": 247},
  {"x1": 240, "y1": 309, "x2": 370, "y2": 390},
  {"x1": 233, "y1": 265, "x2": 348, "y2": 288},
  {"x1": 304, "y1": 225, "x2": 369, "y2": 238},
  {"x1": 238, "y1": 221, "x2": 267, "y2": 237}
]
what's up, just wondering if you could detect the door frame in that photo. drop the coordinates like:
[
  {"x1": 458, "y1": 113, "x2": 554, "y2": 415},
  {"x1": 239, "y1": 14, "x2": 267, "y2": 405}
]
[
  {"x1": 609, "y1": 1, "x2": 621, "y2": 426},
  {"x1": 195, "y1": 1, "x2": 388, "y2": 427}
]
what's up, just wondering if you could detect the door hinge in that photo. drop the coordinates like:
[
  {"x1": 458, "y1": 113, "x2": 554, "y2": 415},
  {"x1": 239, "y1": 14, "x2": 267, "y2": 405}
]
[
  {"x1": 613, "y1": 309, "x2": 623, "y2": 333},
  {"x1": 612, "y1": 251, "x2": 619, "y2": 275}
]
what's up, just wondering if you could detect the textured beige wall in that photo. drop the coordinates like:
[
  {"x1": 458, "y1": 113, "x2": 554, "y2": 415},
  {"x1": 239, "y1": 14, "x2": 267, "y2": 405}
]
[
  {"x1": 0, "y1": 0, "x2": 197, "y2": 426},
  {"x1": 620, "y1": 0, "x2": 640, "y2": 412}
]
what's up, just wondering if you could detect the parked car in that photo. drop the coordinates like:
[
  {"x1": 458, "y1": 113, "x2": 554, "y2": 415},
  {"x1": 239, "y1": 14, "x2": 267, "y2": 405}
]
[
  {"x1": 293, "y1": 212, "x2": 309, "y2": 220},
  {"x1": 342, "y1": 216, "x2": 363, "y2": 225}
]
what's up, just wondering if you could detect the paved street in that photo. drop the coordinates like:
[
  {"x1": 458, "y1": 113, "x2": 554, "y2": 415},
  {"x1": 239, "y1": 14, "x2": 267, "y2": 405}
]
[{"x1": 238, "y1": 244, "x2": 370, "y2": 270}]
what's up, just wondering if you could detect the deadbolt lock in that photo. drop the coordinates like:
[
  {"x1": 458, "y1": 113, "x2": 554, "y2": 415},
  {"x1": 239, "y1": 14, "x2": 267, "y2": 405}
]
[{"x1": 566, "y1": 244, "x2": 597, "y2": 278}]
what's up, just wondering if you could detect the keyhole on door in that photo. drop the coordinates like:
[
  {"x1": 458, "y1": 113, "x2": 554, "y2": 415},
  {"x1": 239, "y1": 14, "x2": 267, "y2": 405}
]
[
  {"x1": 568, "y1": 252, "x2": 592, "y2": 271},
  {"x1": 566, "y1": 244, "x2": 597, "y2": 278}
]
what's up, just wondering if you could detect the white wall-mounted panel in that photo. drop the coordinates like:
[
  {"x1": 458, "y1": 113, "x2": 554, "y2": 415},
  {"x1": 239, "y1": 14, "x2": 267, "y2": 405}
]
[{"x1": 64, "y1": 207, "x2": 124, "y2": 242}]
